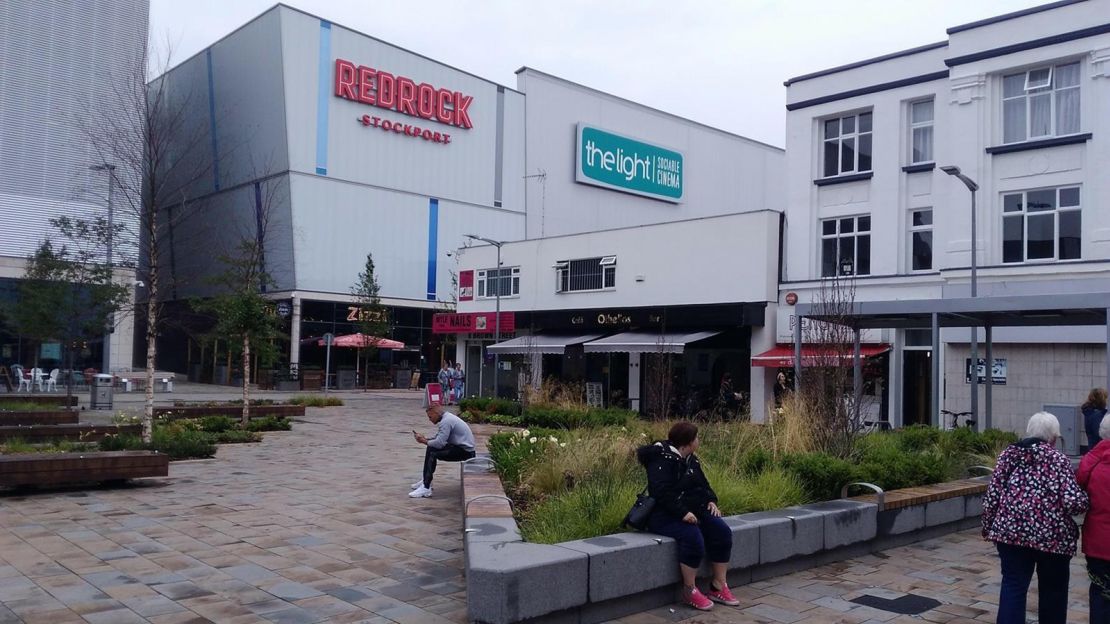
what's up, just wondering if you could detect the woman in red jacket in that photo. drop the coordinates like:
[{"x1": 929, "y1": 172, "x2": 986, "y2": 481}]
[{"x1": 1079, "y1": 413, "x2": 1110, "y2": 623}]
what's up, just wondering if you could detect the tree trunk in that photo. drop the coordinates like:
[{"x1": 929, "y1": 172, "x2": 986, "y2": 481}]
[
  {"x1": 143, "y1": 230, "x2": 159, "y2": 444},
  {"x1": 242, "y1": 334, "x2": 251, "y2": 425}
]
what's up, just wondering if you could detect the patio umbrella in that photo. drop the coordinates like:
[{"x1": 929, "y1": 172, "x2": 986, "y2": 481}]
[{"x1": 317, "y1": 333, "x2": 405, "y2": 349}]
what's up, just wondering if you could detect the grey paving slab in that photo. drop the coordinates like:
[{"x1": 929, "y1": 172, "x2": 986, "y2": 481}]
[{"x1": 0, "y1": 391, "x2": 474, "y2": 624}]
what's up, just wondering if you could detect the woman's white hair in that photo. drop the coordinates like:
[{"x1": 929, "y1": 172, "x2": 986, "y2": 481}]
[
  {"x1": 1026, "y1": 411, "x2": 1061, "y2": 442},
  {"x1": 1100, "y1": 414, "x2": 1110, "y2": 441}
]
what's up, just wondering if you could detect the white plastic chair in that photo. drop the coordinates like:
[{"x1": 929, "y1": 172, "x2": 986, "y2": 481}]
[
  {"x1": 45, "y1": 369, "x2": 59, "y2": 392},
  {"x1": 30, "y1": 367, "x2": 44, "y2": 392},
  {"x1": 12, "y1": 365, "x2": 31, "y2": 392}
]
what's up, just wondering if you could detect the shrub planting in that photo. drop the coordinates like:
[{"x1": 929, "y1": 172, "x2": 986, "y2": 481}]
[{"x1": 287, "y1": 395, "x2": 344, "y2": 407}]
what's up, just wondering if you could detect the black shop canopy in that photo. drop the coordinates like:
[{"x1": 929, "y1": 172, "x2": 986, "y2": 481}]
[{"x1": 791, "y1": 292, "x2": 1110, "y2": 429}]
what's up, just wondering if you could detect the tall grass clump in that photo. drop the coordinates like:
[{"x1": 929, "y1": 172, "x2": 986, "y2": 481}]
[{"x1": 287, "y1": 395, "x2": 343, "y2": 407}]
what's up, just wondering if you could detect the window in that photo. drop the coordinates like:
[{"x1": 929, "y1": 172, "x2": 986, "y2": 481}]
[
  {"x1": 823, "y1": 112, "x2": 872, "y2": 177},
  {"x1": 909, "y1": 209, "x2": 933, "y2": 271},
  {"x1": 909, "y1": 100, "x2": 934, "y2": 164},
  {"x1": 1002, "y1": 186, "x2": 1081, "y2": 263},
  {"x1": 1002, "y1": 61, "x2": 1080, "y2": 144},
  {"x1": 555, "y1": 256, "x2": 616, "y2": 292},
  {"x1": 476, "y1": 267, "x2": 519, "y2": 298},
  {"x1": 820, "y1": 216, "x2": 871, "y2": 277}
]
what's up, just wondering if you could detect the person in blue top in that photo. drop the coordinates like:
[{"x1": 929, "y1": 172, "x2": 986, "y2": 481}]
[{"x1": 1084, "y1": 388, "x2": 1108, "y2": 452}]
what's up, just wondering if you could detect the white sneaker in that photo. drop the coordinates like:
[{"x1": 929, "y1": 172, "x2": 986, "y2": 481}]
[
  {"x1": 411, "y1": 480, "x2": 425, "y2": 490},
  {"x1": 408, "y1": 486, "x2": 433, "y2": 498}
]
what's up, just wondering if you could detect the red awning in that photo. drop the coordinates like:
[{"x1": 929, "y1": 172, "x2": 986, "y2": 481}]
[
  {"x1": 317, "y1": 334, "x2": 405, "y2": 349},
  {"x1": 751, "y1": 343, "x2": 891, "y2": 367}
]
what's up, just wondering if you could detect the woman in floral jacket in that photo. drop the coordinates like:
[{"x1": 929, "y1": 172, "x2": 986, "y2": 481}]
[{"x1": 983, "y1": 411, "x2": 1089, "y2": 624}]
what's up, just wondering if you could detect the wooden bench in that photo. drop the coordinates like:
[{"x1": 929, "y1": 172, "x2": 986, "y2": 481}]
[
  {"x1": 0, "y1": 395, "x2": 78, "y2": 408},
  {"x1": 0, "y1": 411, "x2": 79, "y2": 426},
  {"x1": 0, "y1": 424, "x2": 141, "y2": 443},
  {"x1": 0, "y1": 451, "x2": 168, "y2": 487},
  {"x1": 848, "y1": 477, "x2": 988, "y2": 510}
]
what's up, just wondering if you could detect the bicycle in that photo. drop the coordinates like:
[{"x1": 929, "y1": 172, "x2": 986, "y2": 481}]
[{"x1": 941, "y1": 409, "x2": 977, "y2": 430}]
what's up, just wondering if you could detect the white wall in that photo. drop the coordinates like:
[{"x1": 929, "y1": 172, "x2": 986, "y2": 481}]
[
  {"x1": 517, "y1": 69, "x2": 784, "y2": 239},
  {"x1": 456, "y1": 211, "x2": 780, "y2": 314}
]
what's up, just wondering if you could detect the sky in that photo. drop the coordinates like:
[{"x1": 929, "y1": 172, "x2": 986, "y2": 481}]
[{"x1": 149, "y1": 0, "x2": 1048, "y2": 148}]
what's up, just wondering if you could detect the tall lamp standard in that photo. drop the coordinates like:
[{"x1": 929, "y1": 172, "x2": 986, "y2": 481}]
[
  {"x1": 464, "y1": 234, "x2": 503, "y2": 398},
  {"x1": 940, "y1": 165, "x2": 982, "y2": 428},
  {"x1": 90, "y1": 163, "x2": 117, "y2": 374}
]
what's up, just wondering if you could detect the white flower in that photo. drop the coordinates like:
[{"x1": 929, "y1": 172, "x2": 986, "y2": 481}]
[
  {"x1": 529, "y1": 437, "x2": 537, "y2": 444},
  {"x1": 620, "y1": 426, "x2": 627, "y2": 431},
  {"x1": 521, "y1": 429, "x2": 531, "y2": 438},
  {"x1": 560, "y1": 442, "x2": 567, "y2": 448},
  {"x1": 548, "y1": 436, "x2": 558, "y2": 443},
  {"x1": 640, "y1": 432, "x2": 647, "y2": 438}
]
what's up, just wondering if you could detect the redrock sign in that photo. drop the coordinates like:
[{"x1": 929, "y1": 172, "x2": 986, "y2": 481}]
[{"x1": 333, "y1": 59, "x2": 474, "y2": 130}]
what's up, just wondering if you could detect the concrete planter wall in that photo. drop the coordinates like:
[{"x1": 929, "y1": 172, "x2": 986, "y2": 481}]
[{"x1": 463, "y1": 457, "x2": 988, "y2": 624}]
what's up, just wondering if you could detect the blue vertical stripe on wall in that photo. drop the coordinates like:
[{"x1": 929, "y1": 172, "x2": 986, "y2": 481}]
[
  {"x1": 426, "y1": 199, "x2": 439, "y2": 300},
  {"x1": 205, "y1": 49, "x2": 220, "y2": 191},
  {"x1": 314, "y1": 21, "x2": 332, "y2": 176}
]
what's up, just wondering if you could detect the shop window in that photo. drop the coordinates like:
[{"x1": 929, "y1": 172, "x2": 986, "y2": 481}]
[
  {"x1": 555, "y1": 256, "x2": 616, "y2": 293},
  {"x1": 909, "y1": 209, "x2": 933, "y2": 271},
  {"x1": 909, "y1": 100, "x2": 934, "y2": 164},
  {"x1": 1002, "y1": 61, "x2": 1080, "y2": 144},
  {"x1": 820, "y1": 215, "x2": 870, "y2": 277},
  {"x1": 476, "y1": 267, "x2": 519, "y2": 298},
  {"x1": 1002, "y1": 186, "x2": 1081, "y2": 263},
  {"x1": 822, "y1": 111, "x2": 872, "y2": 177}
]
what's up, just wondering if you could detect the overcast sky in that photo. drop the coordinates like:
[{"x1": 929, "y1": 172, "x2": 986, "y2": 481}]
[{"x1": 150, "y1": 0, "x2": 1046, "y2": 148}]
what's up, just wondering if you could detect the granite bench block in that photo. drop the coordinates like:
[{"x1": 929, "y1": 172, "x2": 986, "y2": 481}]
[
  {"x1": 965, "y1": 492, "x2": 984, "y2": 518},
  {"x1": 925, "y1": 496, "x2": 965, "y2": 527},
  {"x1": 796, "y1": 500, "x2": 878, "y2": 548},
  {"x1": 736, "y1": 508, "x2": 823, "y2": 564},
  {"x1": 561, "y1": 533, "x2": 680, "y2": 603},
  {"x1": 468, "y1": 541, "x2": 588, "y2": 624},
  {"x1": 721, "y1": 515, "x2": 762, "y2": 570},
  {"x1": 877, "y1": 505, "x2": 925, "y2": 536}
]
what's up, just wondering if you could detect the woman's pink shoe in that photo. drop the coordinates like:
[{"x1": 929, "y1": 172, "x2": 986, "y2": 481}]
[
  {"x1": 707, "y1": 583, "x2": 740, "y2": 606},
  {"x1": 682, "y1": 586, "x2": 714, "y2": 611}
]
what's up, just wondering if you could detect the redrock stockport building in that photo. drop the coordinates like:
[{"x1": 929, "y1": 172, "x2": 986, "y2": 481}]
[{"x1": 157, "y1": 4, "x2": 785, "y2": 407}]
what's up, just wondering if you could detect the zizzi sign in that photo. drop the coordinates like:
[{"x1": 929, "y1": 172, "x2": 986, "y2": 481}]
[{"x1": 575, "y1": 124, "x2": 683, "y2": 202}]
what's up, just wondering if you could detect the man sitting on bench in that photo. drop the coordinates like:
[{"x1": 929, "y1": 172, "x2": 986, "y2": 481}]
[{"x1": 410, "y1": 405, "x2": 475, "y2": 498}]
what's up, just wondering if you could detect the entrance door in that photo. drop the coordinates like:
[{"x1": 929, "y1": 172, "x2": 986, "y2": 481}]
[{"x1": 902, "y1": 350, "x2": 932, "y2": 426}]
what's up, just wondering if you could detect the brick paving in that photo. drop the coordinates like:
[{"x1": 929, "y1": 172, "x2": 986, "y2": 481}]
[
  {"x1": 0, "y1": 393, "x2": 485, "y2": 624},
  {"x1": 620, "y1": 529, "x2": 1093, "y2": 624},
  {"x1": 0, "y1": 387, "x2": 1097, "y2": 623}
]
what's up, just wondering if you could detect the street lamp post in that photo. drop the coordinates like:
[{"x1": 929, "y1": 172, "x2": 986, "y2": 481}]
[
  {"x1": 941, "y1": 165, "x2": 983, "y2": 428},
  {"x1": 465, "y1": 234, "x2": 503, "y2": 398},
  {"x1": 90, "y1": 164, "x2": 117, "y2": 375}
]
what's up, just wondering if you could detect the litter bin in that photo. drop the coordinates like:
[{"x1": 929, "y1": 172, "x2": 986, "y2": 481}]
[
  {"x1": 91, "y1": 374, "x2": 113, "y2": 410},
  {"x1": 337, "y1": 369, "x2": 357, "y2": 390}
]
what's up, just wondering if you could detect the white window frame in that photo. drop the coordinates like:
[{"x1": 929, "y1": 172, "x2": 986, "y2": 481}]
[
  {"x1": 1001, "y1": 61, "x2": 1081, "y2": 144},
  {"x1": 908, "y1": 208, "x2": 933, "y2": 272},
  {"x1": 554, "y1": 256, "x2": 617, "y2": 293},
  {"x1": 820, "y1": 215, "x2": 871, "y2": 277},
  {"x1": 908, "y1": 99, "x2": 934, "y2": 165},
  {"x1": 1001, "y1": 186, "x2": 1082, "y2": 264},
  {"x1": 822, "y1": 111, "x2": 873, "y2": 178},
  {"x1": 476, "y1": 266, "x2": 520, "y2": 299}
]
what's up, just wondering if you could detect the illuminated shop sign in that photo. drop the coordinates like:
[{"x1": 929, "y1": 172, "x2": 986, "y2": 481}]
[
  {"x1": 334, "y1": 59, "x2": 474, "y2": 129},
  {"x1": 576, "y1": 124, "x2": 683, "y2": 202}
]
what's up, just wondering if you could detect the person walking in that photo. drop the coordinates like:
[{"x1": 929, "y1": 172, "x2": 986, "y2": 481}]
[
  {"x1": 982, "y1": 411, "x2": 1089, "y2": 624},
  {"x1": 772, "y1": 372, "x2": 791, "y2": 408},
  {"x1": 437, "y1": 360, "x2": 452, "y2": 403},
  {"x1": 410, "y1": 405, "x2": 475, "y2": 498},
  {"x1": 453, "y1": 362, "x2": 466, "y2": 402},
  {"x1": 1079, "y1": 413, "x2": 1110, "y2": 623},
  {"x1": 636, "y1": 422, "x2": 738, "y2": 611},
  {"x1": 1084, "y1": 388, "x2": 1109, "y2": 453}
]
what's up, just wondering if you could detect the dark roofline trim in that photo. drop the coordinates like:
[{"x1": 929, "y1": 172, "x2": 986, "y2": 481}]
[
  {"x1": 947, "y1": 0, "x2": 1088, "y2": 34},
  {"x1": 946, "y1": 22, "x2": 1110, "y2": 67},
  {"x1": 786, "y1": 71, "x2": 949, "y2": 112},
  {"x1": 783, "y1": 41, "x2": 948, "y2": 87}
]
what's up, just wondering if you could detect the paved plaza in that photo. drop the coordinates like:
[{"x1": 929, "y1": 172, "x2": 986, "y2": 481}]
[{"x1": 0, "y1": 387, "x2": 1096, "y2": 623}]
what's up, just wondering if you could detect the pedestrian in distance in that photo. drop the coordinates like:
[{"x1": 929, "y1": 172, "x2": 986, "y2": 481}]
[
  {"x1": 636, "y1": 422, "x2": 738, "y2": 611},
  {"x1": 453, "y1": 362, "x2": 466, "y2": 402},
  {"x1": 772, "y1": 371, "x2": 791, "y2": 408},
  {"x1": 410, "y1": 405, "x2": 475, "y2": 498},
  {"x1": 438, "y1": 360, "x2": 452, "y2": 403},
  {"x1": 982, "y1": 411, "x2": 1089, "y2": 624},
  {"x1": 1079, "y1": 413, "x2": 1110, "y2": 624},
  {"x1": 1084, "y1": 388, "x2": 1109, "y2": 453}
]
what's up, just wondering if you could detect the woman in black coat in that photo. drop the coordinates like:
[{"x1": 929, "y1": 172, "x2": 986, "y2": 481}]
[{"x1": 636, "y1": 422, "x2": 737, "y2": 611}]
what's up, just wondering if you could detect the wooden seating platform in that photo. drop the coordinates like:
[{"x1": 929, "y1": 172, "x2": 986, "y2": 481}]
[
  {"x1": 0, "y1": 423, "x2": 142, "y2": 442},
  {"x1": 0, "y1": 411, "x2": 79, "y2": 426},
  {"x1": 0, "y1": 451, "x2": 168, "y2": 487},
  {"x1": 0, "y1": 395, "x2": 78, "y2": 407},
  {"x1": 849, "y1": 477, "x2": 988, "y2": 510},
  {"x1": 155, "y1": 405, "x2": 305, "y2": 419}
]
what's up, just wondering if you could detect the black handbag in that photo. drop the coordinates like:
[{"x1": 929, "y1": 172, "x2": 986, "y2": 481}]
[{"x1": 622, "y1": 486, "x2": 655, "y2": 531}]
